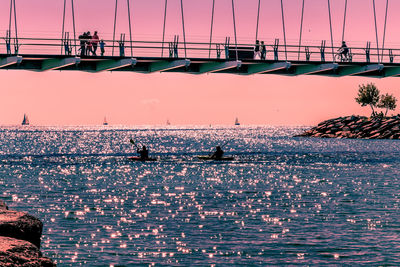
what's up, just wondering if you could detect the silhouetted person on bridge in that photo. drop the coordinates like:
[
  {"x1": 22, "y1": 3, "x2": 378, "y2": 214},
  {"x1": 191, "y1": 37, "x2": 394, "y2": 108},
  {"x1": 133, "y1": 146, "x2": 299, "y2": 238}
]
[
  {"x1": 86, "y1": 31, "x2": 93, "y2": 55},
  {"x1": 254, "y1": 40, "x2": 261, "y2": 59},
  {"x1": 79, "y1": 32, "x2": 87, "y2": 56},
  {"x1": 338, "y1": 41, "x2": 349, "y2": 61},
  {"x1": 92, "y1": 31, "x2": 99, "y2": 56},
  {"x1": 100, "y1": 40, "x2": 106, "y2": 56},
  {"x1": 261, "y1": 41, "x2": 266, "y2": 60}
]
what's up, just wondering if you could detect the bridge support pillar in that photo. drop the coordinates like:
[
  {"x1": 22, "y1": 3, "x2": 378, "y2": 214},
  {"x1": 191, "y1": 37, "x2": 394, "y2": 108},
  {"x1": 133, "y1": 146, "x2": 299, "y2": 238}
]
[
  {"x1": 148, "y1": 59, "x2": 190, "y2": 73},
  {"x1": 198, "y1": 60, "x2": 241, "y2": 74},
  {"x1": 41, "y1": 57, "x2": 80, "y2": 71},
  {"x1": 294, "y1": 63, "x2": 338, "y2": 75},
  {"x1": 337, "y1": 64, "x2": 384, "y2": 76},
  {"x1": 246, "y1": 62, "x2": 291, "y2": 75},
  {"x1": 96, "y1": 58, "x2": 137, "y2": 72},
  {"x1": 383, "y1": 67, "x2": 400, "y2": 77},
  {"x1": 0, "y1": 56, "x2": 22, "y2": 68}
]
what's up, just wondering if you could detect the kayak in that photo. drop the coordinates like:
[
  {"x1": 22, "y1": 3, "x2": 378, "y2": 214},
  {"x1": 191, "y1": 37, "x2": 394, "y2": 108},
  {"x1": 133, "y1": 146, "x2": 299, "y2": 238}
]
[
  {"x1": 197, "y1": 156, "x2": 234, "y2": 161},
  {"x1": 128, "y1": 157, "x2": 157, "y2": 162}
]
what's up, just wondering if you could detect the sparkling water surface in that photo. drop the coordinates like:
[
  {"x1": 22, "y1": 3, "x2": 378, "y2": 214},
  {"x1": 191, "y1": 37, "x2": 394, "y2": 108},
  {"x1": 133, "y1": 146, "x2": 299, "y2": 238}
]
[{"x1": 1, "y1": 125, "x2": 400, "y2": 266}]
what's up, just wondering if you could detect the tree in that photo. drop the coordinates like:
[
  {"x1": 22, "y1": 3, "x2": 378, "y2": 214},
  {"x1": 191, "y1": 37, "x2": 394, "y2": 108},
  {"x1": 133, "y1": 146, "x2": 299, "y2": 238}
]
[
  {"x1": 378, "y1": 93, "x2": 397, "y2": 116},
  {"x1": 355, "y1": 83, "x2": 380, "y2": 116}
]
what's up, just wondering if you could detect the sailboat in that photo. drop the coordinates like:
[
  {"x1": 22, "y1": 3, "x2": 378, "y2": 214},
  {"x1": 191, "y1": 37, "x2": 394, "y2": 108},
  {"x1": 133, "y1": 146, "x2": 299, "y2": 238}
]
[
  {"x1": 22, "y1": 114, "x2": 30, "y2": 126},
  {"x1": 234, "y1": 117, "x2": 240, "y2": 126},
  {"x1": 166, "y1": 119, "x2": 171, "y2": 126},
  {"x1": 103, "y1": 117, "x2": 108, "y2": 126}
]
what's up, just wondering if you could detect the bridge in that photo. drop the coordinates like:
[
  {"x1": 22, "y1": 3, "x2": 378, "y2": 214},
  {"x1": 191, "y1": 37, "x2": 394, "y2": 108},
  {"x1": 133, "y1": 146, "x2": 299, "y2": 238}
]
[{"x1": 1, "y1": 0, "x2": 400, "y2": 77}]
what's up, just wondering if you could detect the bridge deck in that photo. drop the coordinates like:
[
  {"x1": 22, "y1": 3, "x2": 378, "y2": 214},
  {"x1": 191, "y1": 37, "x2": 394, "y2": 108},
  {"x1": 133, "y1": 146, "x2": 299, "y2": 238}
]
[{"x1": 1, "y1": 54, "x2": 399, "y2": 78}]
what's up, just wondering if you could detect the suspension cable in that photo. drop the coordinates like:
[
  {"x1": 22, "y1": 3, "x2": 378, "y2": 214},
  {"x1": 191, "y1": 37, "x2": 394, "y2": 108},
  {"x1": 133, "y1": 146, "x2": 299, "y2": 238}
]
[
  {"x1": 231, "y1": 0, "x2": 238, "y2": 61},
  {"x1": 180, "y1": 0, "x2": 187, "y2": 58},
  {"x1": 161, "y1": 0, "x2": 168, "y2": 57},
  {"x1": 209, "y1": 0, "x2": 215, "y2": 58},
  {"x1": 280, "y1": 0, "x2": 287, "y2": 61},
  {"x1": 9, "y1": 0, "x2": 12, "y2": 37},
  {"x1": 61, "y1": 0, "x2": 66, "y2": 53},
  {"x1": 13, "y1": 0, "x2": 18, "y2": 45},
  {"x1": 381, "y1": 0, "x2": 389, "y2": 62},
  {"x1": 327, "y1": 0, "x2": 334, "y2": 62},
  {"x1": 71, "y1": 0, "x2": 77, "y2": 55},
  {"x1": 298, "y1": 0, "x2": 305, "y2": 60},
  {"x1": 127, "y1": 0, "x2": 133, "y2": 57},
  {"x1": 112, "y1": 0, "x2": 118, "y2": 56},
  {"x1": 255, "y1": 0, "x2": 261, "y2": 43},
  {"x1": 341, "y1": 0, "x2": 347, "y2": 42},
  {"x1": 372, "y1": 0, "x2": 380, "y2": 63}
]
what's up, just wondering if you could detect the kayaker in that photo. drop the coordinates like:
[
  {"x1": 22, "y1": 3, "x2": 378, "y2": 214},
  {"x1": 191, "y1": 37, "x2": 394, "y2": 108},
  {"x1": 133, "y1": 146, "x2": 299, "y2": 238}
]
[
  {"x1": 211, "y1": 146, "x2": 224, "y2": 160},
  {"x1": 137, "y1": 145, "x2": 149, "y2": 160}
]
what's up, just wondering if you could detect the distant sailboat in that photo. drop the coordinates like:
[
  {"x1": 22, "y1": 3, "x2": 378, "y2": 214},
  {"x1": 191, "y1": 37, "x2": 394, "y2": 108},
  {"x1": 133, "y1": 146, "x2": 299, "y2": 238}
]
[
  {"x1": 22, "y1": 114, "x2": 30, "y2": 126},
  {"x1": 235, "y1": 117, "x2": 240, "y2": 126},
  {"x1": 103, "y1": 117, "x2": 108, "y2": 126},
  {"x1": 166, "y1": 119, "x2": 171, "y2": 126}
]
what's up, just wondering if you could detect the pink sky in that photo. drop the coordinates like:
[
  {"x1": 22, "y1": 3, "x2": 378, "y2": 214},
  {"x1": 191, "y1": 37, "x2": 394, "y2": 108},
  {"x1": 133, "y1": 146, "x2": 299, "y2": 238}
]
[{"x1": 0, "y1": 0, "x2": 400, "y2": 126}]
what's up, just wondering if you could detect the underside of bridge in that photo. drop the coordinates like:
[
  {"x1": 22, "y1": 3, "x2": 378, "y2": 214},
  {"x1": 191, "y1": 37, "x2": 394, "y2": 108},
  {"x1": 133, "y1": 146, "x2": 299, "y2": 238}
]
[{"x1": 1, "y1": 54, "x2": 400, "y2": 78}]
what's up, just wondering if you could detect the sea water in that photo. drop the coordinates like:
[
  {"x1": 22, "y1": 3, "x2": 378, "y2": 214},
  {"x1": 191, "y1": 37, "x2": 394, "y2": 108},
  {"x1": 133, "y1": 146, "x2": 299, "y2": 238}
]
[{"x1": 1, "y1": 125, "x2": 400, "y2": 266}]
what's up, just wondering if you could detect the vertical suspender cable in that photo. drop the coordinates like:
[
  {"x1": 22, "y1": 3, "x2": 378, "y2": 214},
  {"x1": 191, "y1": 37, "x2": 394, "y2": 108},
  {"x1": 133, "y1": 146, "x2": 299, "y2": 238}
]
[
  {"x1": 298, "y1": 0, "x2": 305, "y2": 60},
  {"x1": 255, "y1": 0, "x2": 261, "y2": 43},
  {"x1": 280, "y1": 0, "x2": 287, "y2": 61},
  {"x1": 127, "y1": 0, "x2": 133, "y2": 57},
  {"x1": 9, "y1": 0, "x2": 12, "y2": 37},
  {"x1": 372, "y1": 0, "x2": 380, "y2": 63},
  {"x1": 381, "y1": 0, "x2": 389, "y2": 62},
  {"x1": 231, "y1": 0, "x2": 238, "y2": 61},
  {"x1": 327, "y1": 0, "x2": 334, "y2": 62},
  {"x1": 341, "y1": 0, "x2": 347, "y2": 42},
  {"x1": 61, "y1": 0, "x2": 66, "y2": 53},
  {"x1": 13, "y1": 0, "x2": 18, "y2": 41},
  {"x1": 180, "y1": 0, "x2": 187, "y2": 58},
  {"x1": 112, "y1": 0, "x2": 118, "y2": 56},
  {"x1": 71, "y1": 0, "x2": 77, "y2": 55},
  {"x1": 13, "y1": 0, "x2": 18, "y2": 52},
  {"x1": 209, "y1": 0, "x2": 215, "y2": 58},
  {"x1": 161, "y1": 0, "x2": 168, "y2": 57}
]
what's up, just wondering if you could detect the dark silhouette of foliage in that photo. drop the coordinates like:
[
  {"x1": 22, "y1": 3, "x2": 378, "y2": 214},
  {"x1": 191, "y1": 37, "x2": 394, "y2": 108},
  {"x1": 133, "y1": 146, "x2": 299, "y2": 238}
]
[
  {"x1": 355, "y1": 83, "x2": 380, "y2": 116},
  {"x1": 378, "y1": 93, "x2": 397, "y2": 116}
]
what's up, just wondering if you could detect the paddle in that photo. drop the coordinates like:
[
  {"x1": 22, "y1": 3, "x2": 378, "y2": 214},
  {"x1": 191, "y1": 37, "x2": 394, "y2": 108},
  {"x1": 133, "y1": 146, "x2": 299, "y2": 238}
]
[
  {"x1": 130, "y1": 138, "x2": 139, "y2": 150},
  {"x1": 220, "y1": 138, "x2": 233, "y2": 149}
]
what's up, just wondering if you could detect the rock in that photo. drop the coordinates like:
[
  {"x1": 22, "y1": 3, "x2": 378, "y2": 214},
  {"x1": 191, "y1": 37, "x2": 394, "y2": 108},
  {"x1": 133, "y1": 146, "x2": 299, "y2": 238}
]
[
  {"x1": 392, "y1": 133, "x2": 400, "y2": 139},
  {"x1": 0, "y1": 210, "x2": 43, "y2": 248},
  {"x1": 0, "y1": 201, "x2": 8, "y2": 210},
  {"x1": 369, "y1": 129, "x2": 381, "y2": 136},
  {"x1": 380, "y1": 130, "x2": 394, "y2": 139},
  {"x1": 368, "y1": 132, "x2": 381, "y2": 139},
  {"x1": 295, "y1": 115, "x2": 400, "y2": 139},
  {"x1": 0, "y1": 236, "x2": 55, "y2": 266}
]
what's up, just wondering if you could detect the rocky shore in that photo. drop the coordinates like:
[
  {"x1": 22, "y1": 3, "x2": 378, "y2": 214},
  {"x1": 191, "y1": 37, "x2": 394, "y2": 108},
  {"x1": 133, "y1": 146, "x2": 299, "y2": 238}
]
[
  {"x1": 296, "y1": 115, "x2": 400, "y2": 139},
  {"x1": 0, "y1": 200, "x2": 55, "y2": 266}
]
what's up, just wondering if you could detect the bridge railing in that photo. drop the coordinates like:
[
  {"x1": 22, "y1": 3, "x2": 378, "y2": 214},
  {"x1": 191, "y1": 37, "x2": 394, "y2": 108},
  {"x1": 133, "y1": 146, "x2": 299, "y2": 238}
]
[{"x1": 0, "y1": 36, "x2": 398, "y2": 64}]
